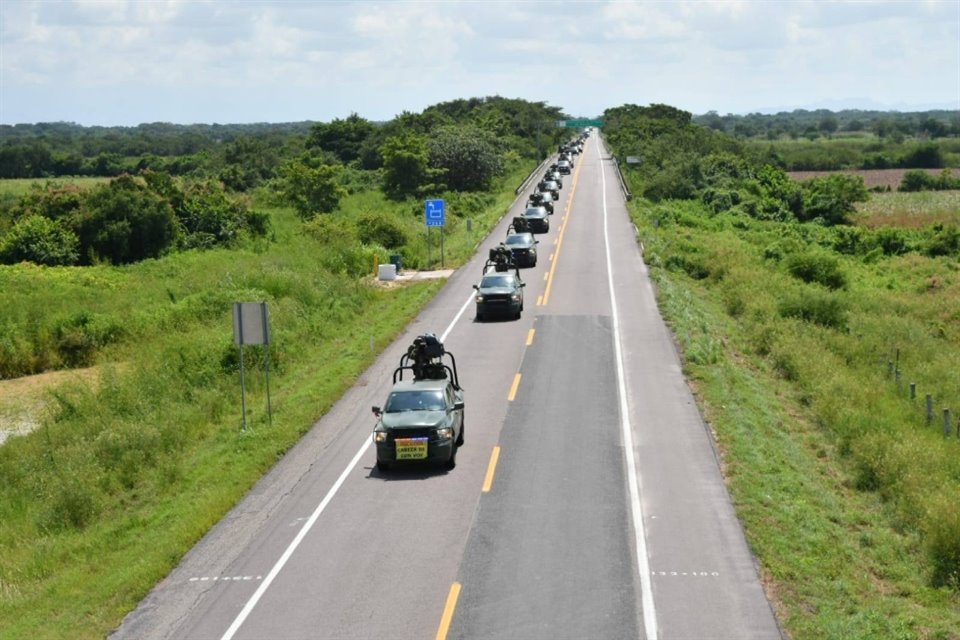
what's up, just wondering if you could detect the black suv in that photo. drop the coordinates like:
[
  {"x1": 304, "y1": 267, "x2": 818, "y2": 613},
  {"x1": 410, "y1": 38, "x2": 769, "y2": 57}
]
[{"x1": 474, "y1": 270, "x2": 525, "y2": 321}]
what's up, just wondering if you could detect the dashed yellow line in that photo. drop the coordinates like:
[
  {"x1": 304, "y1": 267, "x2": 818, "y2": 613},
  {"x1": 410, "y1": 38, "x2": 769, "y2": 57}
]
[
  {"x1": 526, "y1": 329, "x2": 535, "y2": 346},
  {"x1": 536, "y1": 295, "x2": 543, "y2": 306},
  {"x1": 482, "y1": 446, "x2": 501, "y2": 493},
  {"x1": 541, "y1": 150, "x2": 585, "y2": 307},
  {"x1": 435, "y1": 582, "x2": 462, "y2": 640},
  {"x1": 507, "y1": 373, "x2": 521, "y2": 401}
]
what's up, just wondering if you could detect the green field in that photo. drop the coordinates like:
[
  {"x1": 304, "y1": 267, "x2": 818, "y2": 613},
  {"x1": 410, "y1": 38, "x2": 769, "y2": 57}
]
[
  {"x1": 0, "y1": 164, "x2": 531, "y2": 639},
  {"x1": 630, "y1": 191, "x2": 960, "y2": 638}
]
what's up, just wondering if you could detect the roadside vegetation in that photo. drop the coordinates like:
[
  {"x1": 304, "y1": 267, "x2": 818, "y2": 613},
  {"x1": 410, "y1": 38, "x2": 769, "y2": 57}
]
[
  {"x1": 606, "y1": 105, "x2": 960, "y2": 638},
  {"x1": 0, "y1": 97, "x2": 564, "y2": 638}
]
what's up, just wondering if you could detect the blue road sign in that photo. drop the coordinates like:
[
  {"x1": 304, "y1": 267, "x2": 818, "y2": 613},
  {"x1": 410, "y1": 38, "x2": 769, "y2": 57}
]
[{"x1": 425, "y1": 199, "x2": 445, "y2": 227}]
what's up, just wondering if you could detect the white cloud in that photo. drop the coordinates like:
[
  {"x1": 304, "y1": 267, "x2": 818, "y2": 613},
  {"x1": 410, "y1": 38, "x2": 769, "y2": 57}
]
[{"x1": 0, "y1": 0, "x2": 956, "y2": 125}]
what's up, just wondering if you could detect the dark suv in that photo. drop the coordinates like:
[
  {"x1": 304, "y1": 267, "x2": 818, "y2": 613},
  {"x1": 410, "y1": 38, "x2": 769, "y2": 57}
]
[
  {"x1": 473, "y1": 271, "x2": 525, "y2": 321},
  {"x1": 504, "y1": 232, "x2": 538, "y2": 267},
  {"x1": 373, "y1": 378, "x2": 464, "y2": 470}
]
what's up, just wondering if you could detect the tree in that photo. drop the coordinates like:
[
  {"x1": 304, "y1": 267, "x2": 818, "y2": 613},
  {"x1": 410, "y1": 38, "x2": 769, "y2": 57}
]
[
  {"x1": 0, "y1": 215, "x2": 79, "y2": 265},
  {"x1": 76, "y1": 175, "x2": 179, "y2": 264},
  {"x1": 279, "y1": 160, "x2": 346, "y2": 218},
  {"x1": 800, "y1": 174, "x2": 868, "y2": 225},
  {"x1": 306, "y1": 114, "x2": 376, "y2": 165},
  {"x1": 818, "y1": 116, "x2": 839, "y2": 137},
  {"x1": 428, "y1": 125, "x2": 504, "y2": 192},
  {"x1": 380, "y1": 133, "x2": 445, "y2": 200}
]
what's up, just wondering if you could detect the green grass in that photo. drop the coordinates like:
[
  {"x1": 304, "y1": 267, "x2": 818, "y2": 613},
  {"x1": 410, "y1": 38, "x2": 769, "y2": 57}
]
[
  {"x1": 632, "y1": 196, "x2": 960, "y2": 639},
  {"x1": 0, "y1": 162, "x2": 536, "y2": 638}
]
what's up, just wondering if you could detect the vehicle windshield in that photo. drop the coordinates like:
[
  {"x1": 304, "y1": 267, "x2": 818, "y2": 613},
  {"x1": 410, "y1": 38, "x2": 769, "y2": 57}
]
[
  {"x1": 524, "y1": 208, "x2": 544, "y2": 216},
  {"x1": 384, "y1": 390, "x2": 446, "y2": 413},
  {"x1": 480, "y1": 275, "x2": 515, "y2": 288},
  {"x1": 504, "y1": 234, "x2": 533, "y2": 246}
]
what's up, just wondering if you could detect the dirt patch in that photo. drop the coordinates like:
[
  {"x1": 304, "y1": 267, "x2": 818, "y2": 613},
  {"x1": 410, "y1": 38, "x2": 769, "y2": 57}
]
[
  {"x1": 0, "y1": 367, "x2": 101, "y2": 445},
  {"x1": 787, "y1": 168, "x2": 960, "y2": 190}
]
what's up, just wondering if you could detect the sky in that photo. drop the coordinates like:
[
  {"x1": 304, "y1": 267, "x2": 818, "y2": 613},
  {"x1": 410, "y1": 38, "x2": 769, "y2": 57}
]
[{"x1": 1, "y1": 0, "x2": 958, "y2": 127}]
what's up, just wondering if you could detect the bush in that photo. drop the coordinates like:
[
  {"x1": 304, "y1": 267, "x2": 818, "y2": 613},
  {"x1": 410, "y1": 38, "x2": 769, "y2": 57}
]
[
  {"x1": 778, "y1": 288, "x2": 848, "y2": 329},
  {"x1": 924, "y1": 493, "x2": 960, "y2": 588},
  {"x1": 785, "y1": 251, "x2": 848, "y2": 289},
  {"x1": 354, "y1": 212, "x2": 408, "y2": 249},
  {"x1": 800, "y1": 174, "x2": 868, "y2": 225},
  {"x1": 0, "y1": 215, "x2": 79, "y2": 265}
]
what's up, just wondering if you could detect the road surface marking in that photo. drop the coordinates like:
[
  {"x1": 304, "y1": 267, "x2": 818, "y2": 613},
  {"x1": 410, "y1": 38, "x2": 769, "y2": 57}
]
[
  {"x1": 541, "y1": 151, "x2": 584, "y2": 306},
  {"x1": 190, "y1": 575, "x2": 263, "y2": 583},
  {"x1": 526, "y1": 329, "x2": 535, "y2": 346},
  {"x1": 536, "y1": 295, "x2": 543, "y2": 306},
  {"x1": 507, "y1": 373, "x2": 521, "y2": 401},
  {"x1": 482, "y1": 446, "x2": 501, "y2": 493},
  {"x1": 435, "y1": 582, "x2": 462, "y2": 640},
  {"x1": 220, "y1": 296, "x2": 473, "y2": 640},
  {"x1": 599, "y1": 137, "x2": 658, "y2": 639}
]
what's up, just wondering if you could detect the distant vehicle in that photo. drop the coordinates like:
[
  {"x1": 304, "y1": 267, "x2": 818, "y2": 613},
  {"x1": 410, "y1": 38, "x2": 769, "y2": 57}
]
[
  {"x1": 503, "y1": 232, "x2": 539, "y2": 267},
  {"x1": 372, "y1": 334, "x2": 464, "y2": 471},
  {"x1": 519, "y1": 206, "x2": 550, "y2": 233},
  {"x1": 546, "y1": 169, "x2": 563, "y2": 186},
  {"x1": 473, "y1": 270, "x2": 525, "y2": 321},
  {"x1": 557, "y1": 159, "x2": 572, "y2": 175},
  {"x1": 539, "y1": 179, "x2": 561, "y2": 200},
  {"x1": 527, "y1": 191, "x2": 554, "y2": 215}
]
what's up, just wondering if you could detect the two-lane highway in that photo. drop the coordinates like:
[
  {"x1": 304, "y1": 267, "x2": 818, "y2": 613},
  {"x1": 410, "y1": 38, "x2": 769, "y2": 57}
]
[{"x1": 112, "y1": 134, "x2": 782, "y2": 639}]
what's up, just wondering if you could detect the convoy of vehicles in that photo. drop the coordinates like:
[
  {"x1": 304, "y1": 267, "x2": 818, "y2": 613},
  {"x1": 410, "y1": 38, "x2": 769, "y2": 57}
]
[{"x1": 372, "y1": 130, "x2": 590, "y2": 471}]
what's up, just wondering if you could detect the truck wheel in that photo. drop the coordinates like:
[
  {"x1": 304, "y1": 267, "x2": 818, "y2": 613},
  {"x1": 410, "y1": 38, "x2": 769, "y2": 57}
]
[
  {"x1": 456, "y1": 420, "x2": 464, "y2": 446},
  {"x1": 446, "y1": 444, "x2": 457, "y2": 469},
  {"x1": 376, "y1": 459, "x2": 389, "y2": 472}
]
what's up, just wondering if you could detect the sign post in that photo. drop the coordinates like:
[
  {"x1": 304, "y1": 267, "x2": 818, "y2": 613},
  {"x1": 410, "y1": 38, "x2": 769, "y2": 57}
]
[
  {"x1": 425, "y1": 199, "x2": 446, "y2": 268},
  {"x1": 232, "y1": 302, "x2": 272, "y2": 431}
]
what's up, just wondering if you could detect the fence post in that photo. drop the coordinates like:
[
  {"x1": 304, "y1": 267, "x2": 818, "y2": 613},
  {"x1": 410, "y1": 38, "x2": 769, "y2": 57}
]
[
  {"x1": 909, "y1": 382, "x2": 916, "y2": 400},
  {"x1": 926, "y1": 394, "x2": 934, "y2": 424},
  {"x1": 944, "y1": 408, "x2": 952, "y2": 438},
  {"x1": 895, "y1": 368, "x2": 901, "y2": 390}
]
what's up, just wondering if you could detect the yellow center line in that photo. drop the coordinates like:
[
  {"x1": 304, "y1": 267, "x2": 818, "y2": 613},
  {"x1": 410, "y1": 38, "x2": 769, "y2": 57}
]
[
  {"x1": 435, "y1": 582, "x2": 462, "y2": 640},
  {"x1": 482, "y1": 446, "x2": 501, "y2": 493},
  {"x1": 541, "y1": 147, "x2": 586, "y2": 307},
  {"x1": 536, "y1": 295, "x2": 543, "y2": 306},
  {"x1": 507, "y1": 373, "x2": 522, "y2": 401},
  {"x1": 526, "y1": 329, "x2": 535, "y2": 346}
]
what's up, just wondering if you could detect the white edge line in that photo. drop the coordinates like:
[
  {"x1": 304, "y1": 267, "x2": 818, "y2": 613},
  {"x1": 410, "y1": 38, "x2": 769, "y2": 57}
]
[
  {"x1": 599, "y1": 139, "x2": 659, "y2": 638},
  {"x1": 221, "y1": 291, "x2": 474, "y2": 640}
]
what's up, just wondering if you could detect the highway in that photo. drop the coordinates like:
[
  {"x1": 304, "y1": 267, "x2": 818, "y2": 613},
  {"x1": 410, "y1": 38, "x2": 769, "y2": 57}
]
[{"x1": 112, "y1": 134, "x2": 783, "y2": 640}]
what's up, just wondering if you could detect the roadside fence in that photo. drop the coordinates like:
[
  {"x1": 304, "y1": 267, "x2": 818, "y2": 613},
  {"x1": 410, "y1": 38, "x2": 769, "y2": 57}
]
[{"x1": 885, "y1": 348, "x2": 959, "y2": 440}]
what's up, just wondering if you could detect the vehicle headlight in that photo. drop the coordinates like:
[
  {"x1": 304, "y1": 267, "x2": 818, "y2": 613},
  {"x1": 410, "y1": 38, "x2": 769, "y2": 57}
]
[
  {"x1": 435, "y1": 427, "x2": 454, "y2": 440},
  {"x1": 373, "y1": 431, "x2": 388, "y2": 443},
  {"x1": 511, "y1": 294, "x2": 521, "y2": 301},
  {"x1": 475, "y1": 295, "x2": 484, "y2": 303}
]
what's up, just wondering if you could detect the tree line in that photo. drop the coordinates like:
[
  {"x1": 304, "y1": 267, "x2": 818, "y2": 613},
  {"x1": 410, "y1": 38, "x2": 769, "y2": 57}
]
[{"x1": 0, "y1": 96, "x2": 568, "y2": 266}]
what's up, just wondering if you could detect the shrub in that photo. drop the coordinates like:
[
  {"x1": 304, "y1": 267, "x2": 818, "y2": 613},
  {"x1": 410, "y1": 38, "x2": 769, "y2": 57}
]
[
  {"x1": 924, "y1": 493, "x2": 960, "y2": 588},
  {"x1": 0, "y1": 214, "x2": 79, "y2": 265},
  {"x1": 800, "y1": 174, "x2": 868, "y2": 225},
  {"x1": 354, "y1": 212, "x2": 408, "y2": 249},
  {"x1": 778, "y1": 288, "x2": 848, "y2": 329},
  {"x1": 923, "y1": 225, "x2": 960, "y2": 257},
  {"x1": 785, "y1": 251, "x2": 848, "y2": 289}
]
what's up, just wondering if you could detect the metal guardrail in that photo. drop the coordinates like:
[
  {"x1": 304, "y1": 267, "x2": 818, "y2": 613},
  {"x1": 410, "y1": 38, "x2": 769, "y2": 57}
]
[
  {"x1": 613, "y1": 156, "x2": 633, "y2": 201},
  {"x1": 515, "y1": 155, "x2": 554, "y2": 196}
]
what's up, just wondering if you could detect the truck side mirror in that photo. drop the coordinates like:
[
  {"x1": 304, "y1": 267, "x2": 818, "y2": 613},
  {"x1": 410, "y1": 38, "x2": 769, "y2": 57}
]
[{"x1": 372, "y1": 406, "x2": 381, "y2": 416}]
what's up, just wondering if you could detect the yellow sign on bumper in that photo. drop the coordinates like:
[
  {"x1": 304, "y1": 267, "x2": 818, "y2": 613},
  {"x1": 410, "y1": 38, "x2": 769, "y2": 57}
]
[{"x1": 395, "y1": 437, "x2": 429, "y2": 460}]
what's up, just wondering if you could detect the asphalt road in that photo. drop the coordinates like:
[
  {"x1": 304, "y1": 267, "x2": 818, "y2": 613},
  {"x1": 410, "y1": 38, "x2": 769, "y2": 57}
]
[{"x1": 112, "y1": 135, "x2": 782, "y2": 640}]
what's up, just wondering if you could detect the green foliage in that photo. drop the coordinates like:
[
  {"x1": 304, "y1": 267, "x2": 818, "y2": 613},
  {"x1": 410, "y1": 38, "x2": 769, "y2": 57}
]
[
  {"x1": 379, "y1": 132, "x2": 444, "y2": 199},
  {"x1": 785, "y1": 250, "x2": 848, "y2": 289},
  {"x1": 428, "y1": 124, "x2": 504, "y2": 191},
  {"x1": 353, "y1": 211, "x2": 408, "y2": 249},
  {"x1": 777, "y1": 288, "x2": 848, "y2": 329},
  {"x1": 800, "y1": 173, "x2": 868, "y2": 225},
  {"x1": 77, "y1": 175, "x2": 179, "y2": 264},
  {"x1": 0, "y1": 215, "x2": 79, "y2": 266},
  {"x1": 306, "y1": 113, "x2": 376, "y2": 165},
  {"x1": 899, "y1": 169, "x2": 960, "y2": 192},
  {"x1": 218, "y1": 136, "x2": 281, "y2": 191},
  {"x1": 279, "y1": 160, "x2": 346, "y2": 218}
]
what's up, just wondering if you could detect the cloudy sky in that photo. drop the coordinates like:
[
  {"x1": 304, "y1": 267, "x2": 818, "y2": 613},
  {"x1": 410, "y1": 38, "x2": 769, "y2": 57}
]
[{"x1": 1, "y1": 0, "x2": 958, "y2": 127}]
